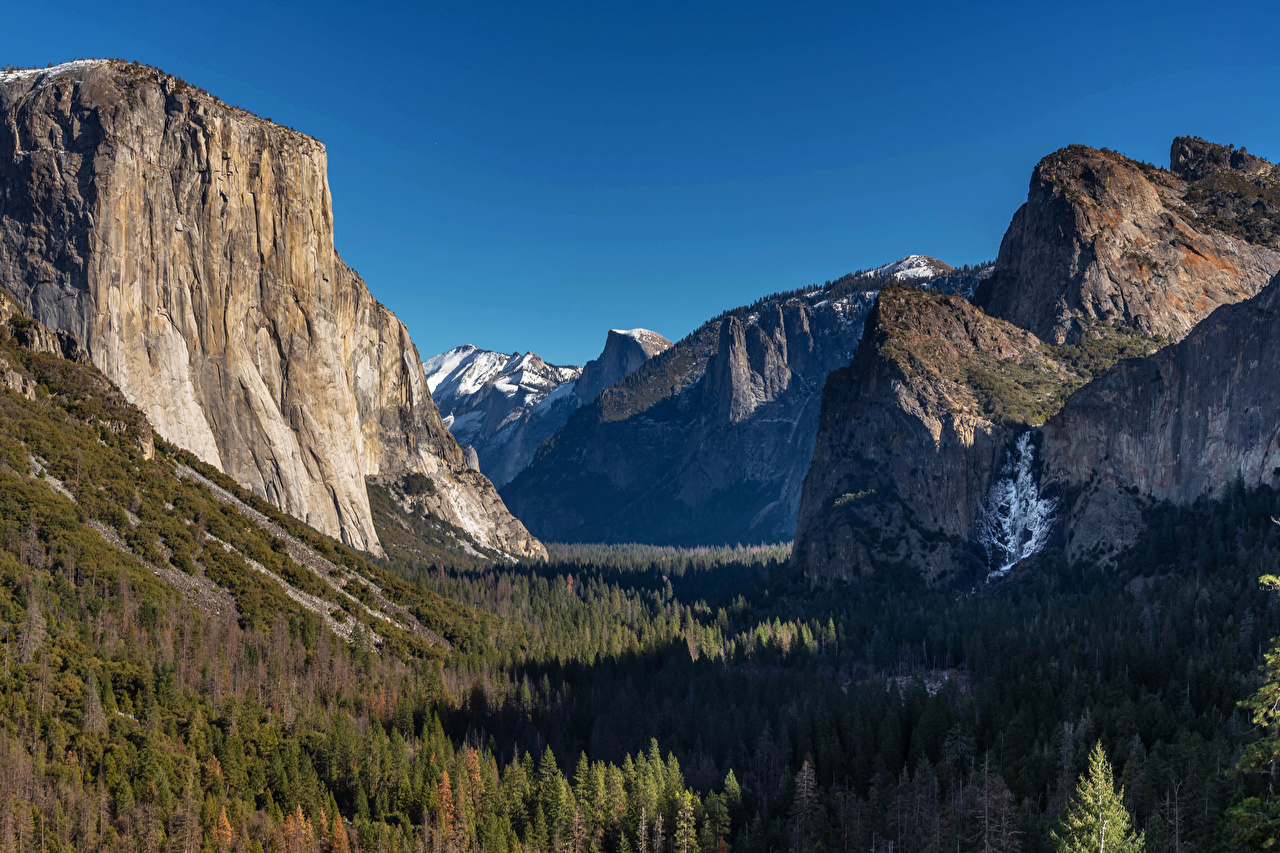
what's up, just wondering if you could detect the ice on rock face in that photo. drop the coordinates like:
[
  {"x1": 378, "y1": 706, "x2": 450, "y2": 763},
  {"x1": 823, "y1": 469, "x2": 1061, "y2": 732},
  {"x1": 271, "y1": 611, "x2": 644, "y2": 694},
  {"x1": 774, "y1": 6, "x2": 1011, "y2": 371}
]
[{"x1": 975, "y1": 432, "x2": 1056, "y2": 580}]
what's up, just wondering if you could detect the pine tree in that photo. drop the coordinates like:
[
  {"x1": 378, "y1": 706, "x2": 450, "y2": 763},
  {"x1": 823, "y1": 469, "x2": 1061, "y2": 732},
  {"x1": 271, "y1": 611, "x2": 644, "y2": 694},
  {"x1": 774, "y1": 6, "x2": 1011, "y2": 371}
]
[
  {"x1": 673, "y1": 792, "x2": 697, "y2": 853},
  {"x1": 438, "y1": 770, "x2": 456, "y2": 842},
  {"x1": 214, "y1": 805, "x2": 234, "y2": 852},
  {"x1": 1230, "y1": 572, "x2": 1280, "y2": 846},
  {"x1": 1051, "y1": 743, "x2": 1143, "y2": 853},
  {"x1": 790, "y1": 758, "x2": 817, "y2": 852},
  {"x1": 1241, "y1": 574, "x2": 1280, "y2": 776}
]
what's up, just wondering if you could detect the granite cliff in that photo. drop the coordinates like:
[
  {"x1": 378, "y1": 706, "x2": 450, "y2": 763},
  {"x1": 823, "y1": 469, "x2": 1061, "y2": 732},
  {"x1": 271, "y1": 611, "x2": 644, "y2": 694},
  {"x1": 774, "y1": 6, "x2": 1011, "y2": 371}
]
[
  {"x1": 1040, "y1": 271, "x2": 1280, "y2": 562},
  {"x1": 974, "y1": 138, "x2": 1280, "y2": 345},
  {"x1": 0, "y1": 60, "x2": 543, "y2": 559},
  {"x1": 792, "y1": 285, "x2": 1084, "y2": 583},
  {"x1": 574, "y1": 328, "x2": 673, "y2": 403}
]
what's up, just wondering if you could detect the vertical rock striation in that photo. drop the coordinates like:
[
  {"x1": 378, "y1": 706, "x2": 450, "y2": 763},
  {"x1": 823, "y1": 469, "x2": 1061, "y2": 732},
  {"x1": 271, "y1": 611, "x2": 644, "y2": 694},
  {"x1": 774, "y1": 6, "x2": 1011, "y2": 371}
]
[{"x1": 0, "y1": 60, "x2": 543, "y2": 559}]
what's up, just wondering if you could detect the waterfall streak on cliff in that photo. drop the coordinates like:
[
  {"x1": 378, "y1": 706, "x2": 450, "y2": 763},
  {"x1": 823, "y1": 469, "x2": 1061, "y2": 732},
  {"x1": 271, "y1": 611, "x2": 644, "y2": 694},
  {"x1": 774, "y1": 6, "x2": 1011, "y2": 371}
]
[{"x1": 975, "y1": 433, "x2": 1055, "y2": 579}]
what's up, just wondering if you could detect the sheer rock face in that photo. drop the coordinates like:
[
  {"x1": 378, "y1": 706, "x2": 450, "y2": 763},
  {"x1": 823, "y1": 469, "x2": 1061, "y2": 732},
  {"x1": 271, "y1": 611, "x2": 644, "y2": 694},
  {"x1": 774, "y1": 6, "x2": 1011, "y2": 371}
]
[
  {"x1": 793, "y1": 285, "x2": 1079, "y2": 584},
  {"x1": 974, "y1": 142, "x2": 1280, "y2": 345},
  {"x1": 0, "y1": 60, "x2": 543, "y2": 559},
  {"x1": 1041, "y1": 272, "x2": 1280, "y2": 562}
]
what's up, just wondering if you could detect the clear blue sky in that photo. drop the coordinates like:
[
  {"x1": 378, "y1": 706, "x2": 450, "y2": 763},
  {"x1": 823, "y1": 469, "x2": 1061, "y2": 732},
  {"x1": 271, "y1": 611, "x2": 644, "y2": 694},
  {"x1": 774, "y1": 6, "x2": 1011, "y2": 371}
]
[{"x1": 4, "y1": 2, "x2": 1278, "y2": 364}]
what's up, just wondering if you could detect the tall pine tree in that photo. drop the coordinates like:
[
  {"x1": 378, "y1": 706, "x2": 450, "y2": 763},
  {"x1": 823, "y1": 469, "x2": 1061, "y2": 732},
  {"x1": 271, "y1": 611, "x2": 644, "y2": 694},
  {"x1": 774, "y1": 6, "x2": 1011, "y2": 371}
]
[{"x1": 1051, "y1": 743, "x2": 1143, "y2": 853}]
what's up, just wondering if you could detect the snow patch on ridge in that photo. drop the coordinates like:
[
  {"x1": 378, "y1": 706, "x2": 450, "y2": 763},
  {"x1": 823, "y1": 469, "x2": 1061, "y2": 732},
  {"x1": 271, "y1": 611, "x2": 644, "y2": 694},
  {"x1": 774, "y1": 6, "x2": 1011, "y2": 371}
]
[
  {"x1": 0, "y1": 59, "x2": 108, "y2": 86},
  {"x1": 870, "y1": 254, "x2": 955, "y2": 282}
]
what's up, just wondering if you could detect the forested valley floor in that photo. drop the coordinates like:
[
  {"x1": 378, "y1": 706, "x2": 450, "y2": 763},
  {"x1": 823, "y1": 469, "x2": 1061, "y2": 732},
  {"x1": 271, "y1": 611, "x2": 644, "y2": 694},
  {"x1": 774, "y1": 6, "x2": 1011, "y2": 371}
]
[{"x1": 3, "y1": 318, "x2": 1280, "y2": 853}]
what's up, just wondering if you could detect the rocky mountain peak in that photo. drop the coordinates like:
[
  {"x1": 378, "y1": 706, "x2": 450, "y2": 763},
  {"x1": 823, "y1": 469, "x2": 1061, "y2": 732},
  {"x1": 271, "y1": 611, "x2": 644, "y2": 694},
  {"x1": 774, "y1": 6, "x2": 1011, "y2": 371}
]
[
  {"x1": 423, "y1": 328, "x2": 670, "y2": 489},
  {"x1": 974, "y1": 140, "x2": 1280, "y2": 345},
  {"x1": 871, "y1": 255, "x2": 954, "y2": 282},
  {"x1": 575, "y1": 328, "x2": 673, "y2": 404}
]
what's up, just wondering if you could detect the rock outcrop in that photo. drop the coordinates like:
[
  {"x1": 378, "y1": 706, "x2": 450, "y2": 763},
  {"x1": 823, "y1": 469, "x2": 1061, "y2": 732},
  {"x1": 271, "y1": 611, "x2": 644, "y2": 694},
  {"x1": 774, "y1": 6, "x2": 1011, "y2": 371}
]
[
  {"x1": 0, "y1": 60, "x2": 543, "y2": 559},
  {"x1": 502, "y1": 262, "x2": 987, "y2": 545},
  {"x1": 974, "y1": 140, "x2": 1280, "y2": 345},
  {"x1": 1040, "y1": 270, "x2": 1280, "y2": 562},
  {"x1": 792, "y1": 285, "x2": 1082, "y2": 584}
]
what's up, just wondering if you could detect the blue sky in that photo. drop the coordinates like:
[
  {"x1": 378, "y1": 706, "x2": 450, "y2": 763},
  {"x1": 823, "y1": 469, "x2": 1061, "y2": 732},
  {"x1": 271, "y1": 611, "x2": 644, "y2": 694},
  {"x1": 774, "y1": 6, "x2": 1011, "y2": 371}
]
[{"x1": 4, "y1": 1, "x2": 1278, "y2": 364}]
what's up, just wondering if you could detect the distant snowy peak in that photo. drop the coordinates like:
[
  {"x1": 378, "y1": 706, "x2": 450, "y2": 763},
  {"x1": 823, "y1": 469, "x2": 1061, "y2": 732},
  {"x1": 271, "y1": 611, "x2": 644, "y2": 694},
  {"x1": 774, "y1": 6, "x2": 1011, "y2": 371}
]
[
  {"x1": 576, "y1": 328, "x2": 673, "y2": 403},
  {"x1": 609, "y1": 328, "x2": 672, "y2": 357},
  {"x1": 871, "y1": 255, "x2": 955, "y2": 282},
  {"x1": 424, "y1": 328, "x2": 670, "y2": 488},
  {"x1": 424, "y1": 345, "x2": 580, "y2": 409}
]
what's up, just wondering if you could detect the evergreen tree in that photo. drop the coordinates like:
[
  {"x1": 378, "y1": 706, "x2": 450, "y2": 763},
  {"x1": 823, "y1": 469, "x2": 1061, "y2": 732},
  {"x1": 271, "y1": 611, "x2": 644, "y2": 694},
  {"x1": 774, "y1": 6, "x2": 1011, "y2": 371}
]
[
  {"x1": 1051, "y1": 743, "x2": 1143, "y2": 853},
  {"x1": 790, "y1": 758, "x2": 817, "y2": 852},
  {"x1": 673, "y1": 793, "x2": 697, "y2": 853},
  {"x1": 1241, "y1": 574, "x2": 1280, "y2": 776}
]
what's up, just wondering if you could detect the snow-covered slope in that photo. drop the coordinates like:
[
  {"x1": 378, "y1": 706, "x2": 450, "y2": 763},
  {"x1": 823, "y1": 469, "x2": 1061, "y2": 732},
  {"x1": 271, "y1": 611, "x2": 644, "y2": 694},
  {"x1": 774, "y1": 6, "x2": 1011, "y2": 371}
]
[
  {"x1": 424, "y1": 331, "x2": 670, "y2": 488},
  {"x1": 425, "y1": 346, "x2": 581, "y2": 416},
  {"x1": 870, "y1": 255, "x2": 954, "y2": 281}
]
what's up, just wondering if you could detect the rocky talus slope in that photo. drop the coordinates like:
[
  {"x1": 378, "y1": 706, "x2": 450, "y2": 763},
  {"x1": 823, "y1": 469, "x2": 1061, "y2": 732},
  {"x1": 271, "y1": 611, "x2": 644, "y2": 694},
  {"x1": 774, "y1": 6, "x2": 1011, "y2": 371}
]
[
  {"x1": 1040, "y1": 270, "x2": 1280, "y2": 562},
  {"x1": 424, "y1": 328, "x2": 670, "y2": 489},
  {"x1": 0, "y1": 60, "x2": 542, "y2": 559},
  {"x1": 792, "y1": 285, "x2": 1084, "y2": 583},
  {"x1": 503, "y1": 259, "x2": 984, "y2": 545},
  {"x1": 974, "y1": 138, "x2": 1280, "y2": 345}
]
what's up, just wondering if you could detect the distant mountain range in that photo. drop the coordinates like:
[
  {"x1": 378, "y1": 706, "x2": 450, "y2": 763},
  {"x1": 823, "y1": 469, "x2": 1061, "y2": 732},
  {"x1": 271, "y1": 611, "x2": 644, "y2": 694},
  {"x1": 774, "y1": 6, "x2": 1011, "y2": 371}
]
[
  {"x1": 499, "y1": 256, "x2": 989, "y2": 545},
  {"x1": 424, "y1": 329, "x2": 671, "y2": 488}
]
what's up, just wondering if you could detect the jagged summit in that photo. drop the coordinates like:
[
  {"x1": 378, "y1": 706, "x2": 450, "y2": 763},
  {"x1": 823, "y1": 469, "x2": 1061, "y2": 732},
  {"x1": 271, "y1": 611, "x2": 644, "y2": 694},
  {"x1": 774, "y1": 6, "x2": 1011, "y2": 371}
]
[
  {"x1": 425, "y1": 345, "x2": 580, "y2": 410},
  {"x1": 1170, "y1": 136, "x2": 1275, "y2": 182}
]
